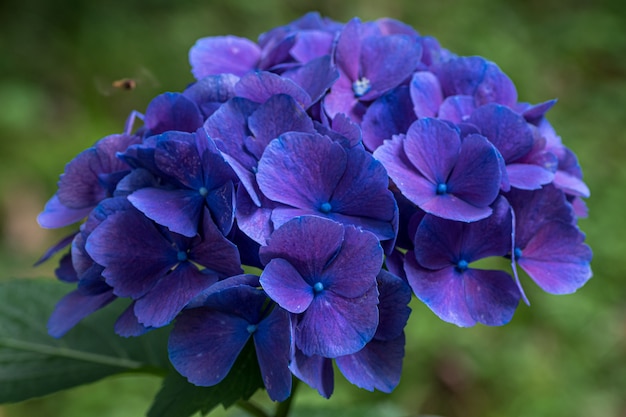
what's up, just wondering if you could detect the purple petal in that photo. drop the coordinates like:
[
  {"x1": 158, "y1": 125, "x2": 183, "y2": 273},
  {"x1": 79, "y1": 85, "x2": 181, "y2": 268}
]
[
  {"x1": 518, "y1": 221, "x2": 592, "y2": 294},
  {"x1": 463, "y1": 269, "x2": 520, "y2": 326},
  {"x1": 290, "y1": 349, "x2": 334, "y2": 398},
  {"x1": 359, "y1": 35, "x2": 421, "y2": 100},
  {"x1": 521, "y1": 99, "x2": 557, "y2": 124},
  {"x1": 322, "y1": 226, "x2": 383, "y2": 298},
  {"x1": 259, "y1": 216, "x2": 345, "y2": 279},
  {"x1": 169, "y1": 308, "x2": 251, "y2": 386},
  {"x1": 205, "y1": 181, "x2": 236, "y2": 236},
  {"x1": 283, "y1": 55, "x2": 339, "y2": 105},
  {"x1": 47, "y1": 289, "x2": 116, "y2": 338},
  {"x1": 336, "y1": 333, "x2": 405, "y2": 393},
  {"x1": 362, "y1": 86, "x2": 416, "y2": 151},
  {"x1": 260, "y1": 258, "x2": 314, "y2": 314},
  {"x1": 468, "y1": 104, "x2": 533, "y2": 163},
  {"x1": 183, "y1": 74, "x2": 239, "y2": 118},
  {"x1": 153, "y1": 135, "x2": 203, "y2": 188},
  {"x1": 189, "y1": 211, "x2": 242, "y2": 276},
  {"x1": 506, "y1": 163, "x2": 554, "y2": 190},
  {"x1": 446, "y1": 134, "x2": 501, "y2": 207},
  {"x1": 128, "y1": 188, "x2": 203, "y2": 238},
  {"x1": 553, "y1": 170, "x2": 590, "y2": 197},
  {"x1": 420, "y1": 196, "x2": 493, "y2": 222},
  {"x1": 134, "y1": 263, "x2": 217, "y2": 327},
  {"x1": 404, "y1": 118, "x2": 460, "y2": 185},
  {"x1": 144, "y1": 93, "x2": 203, "y2": 136},
  {"x1": 256, "y1": 133, "x2": 347, "y2": 210},
  {"x1": 86, "y1": 209, "x2": 176, "y2": 298},
  {"x1": 296, "y1": 285, "x2": 379, "y2": 357},
  {"x1": 290, "y1": 30, "x2": 334, "y2": 63},
  {"x1": 334, "y1": 18, "x2": 362, "y2": 82},
  {"x1": 247, "y1": 94, "x2": 315, "y2": 157},
  {"x1": 234, "y1": 71, "x2": 311, "y2": 108},
  {"x1": 254, "y1": 307, "x2": 292, "y2": 401},
  {"x1": 37, "y1": 194, "x2": 92, "y2": 228},
  {"x1": 410, "y1": 71, "x2": 443, "y2": 118},
  {"x1": 438, "y1": 95, "x2": 476, "y2": 123},
  {"x1": 375, "y1": 270, "x2": 412, "y2": 341},
  {"x1": 114, "y1": 303, "x2": 151, "y2": 337},
  {"x1": 323, "y1": 83, "x2": 368, "y2": 122},
  {"x1": 235, "y1": 185, "x2": 274, "y2": 245},
  {"x1": 404, "y1": 256, "x2": 475, "y2": 327},
  {"x1": 412, "y1": 215, "x2": 462, "y2": 270},
  {"x1": 190, "y1": 35, "x2": 260, "y2": 78}
]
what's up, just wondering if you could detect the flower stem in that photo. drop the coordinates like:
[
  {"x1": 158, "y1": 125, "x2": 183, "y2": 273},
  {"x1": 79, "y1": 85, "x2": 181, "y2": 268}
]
[
  {"x1": 236, "y1": 400, "x2": 270, "y2": 417},
  {"x1": 274, "y1": 377, "x2": 300, "y2": 417}
]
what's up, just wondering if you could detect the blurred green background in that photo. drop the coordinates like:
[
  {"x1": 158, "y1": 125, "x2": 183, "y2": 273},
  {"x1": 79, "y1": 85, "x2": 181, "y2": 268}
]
[{"x1": 1, "y1": 0, "x2": 625, "y2": 416}]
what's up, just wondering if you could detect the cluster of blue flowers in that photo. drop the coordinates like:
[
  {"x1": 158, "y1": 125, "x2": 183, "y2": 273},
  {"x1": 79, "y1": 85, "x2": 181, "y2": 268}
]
[{"x1": 38, "y1": 13, "x2": 592, "y2": 402}]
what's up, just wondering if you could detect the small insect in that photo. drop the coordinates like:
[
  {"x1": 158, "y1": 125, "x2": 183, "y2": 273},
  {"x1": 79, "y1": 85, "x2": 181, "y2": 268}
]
[
  {"x1": 95, "y1": 67, "x2": 159, "y2": 96},
  {"x1": 111, "y1": 78, "x2": 138, "y2": 91}
]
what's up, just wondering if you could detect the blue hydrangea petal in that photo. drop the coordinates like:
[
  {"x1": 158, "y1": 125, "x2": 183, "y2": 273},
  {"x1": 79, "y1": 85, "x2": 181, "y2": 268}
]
[
  {"x1": 374, "y1": 269, "x2": 412, "y2": 341},
  {"x1": 438, "y1": 95, "x2": 476, "y2": 123},
  {"x1": 359, "y1": 35, "x2": 421, "y2": 100},
  {"x1": 336, "y1": 333, "x2": 405, "y2": 393},
  {"x1": 144, "y1": 93, "x2": 203, "y2": 136},
  {"x1": 205, "y1": 181, "x2": 236, "y2": 236},
  {"x1": 260, "y1": 258, "x2": 314, "y2": 314},
  {"x1": 520, "y1": 99, "x2": 557, "y2": 124},
  {"x1": 334, "y1": 18, "x2": 362, "y2": 82},
  {"x1": 190, "y1": 35, "x2": 261, "y2": 78},
  {"x1": 260, "y1": 216, "x2": 345, "y2": 280},
  {"x1": 254, "y1": 306, "x2": 292, "y2": 401},
  {"x1": 246, "y1": 94, "x2": 315, "y2": 159},
  {"x1": 114, "y1": 302, "x2": 151, "y2": 337},
  {"x1": 404, "y1": 255, "x2": 475, "y2": 327},
  {"x1": 463, "y1": 269, "x2": 521, "y2": 326},
  {"x1": 446, "y1": 134, "x2": 501, "y2": 208},
  {"x1": 410, "y1": 71, "x2": 443, "y2": 118},
  {"x1": 457, "y1": 196, "x2": 512, "y2": 261},
  {"x1": 283, "y1": 55, "x2": 339, "y2": 106},
  {"x1": 256, "y1": 133, "x2": 347, "y2": 210},
  {"x1": 296, "y1": 284, "x2": 379, "y2": 358},
  {"x1": 323, "y1": 84, "x2": 368, "y2": 122},
  {"x1": 234, "y1": 71, "x2": 311, "y2": 108},
  {"x1": 86, "y1": 210, "x2": 177, "y2": 298},
  {"x1": 403, "y1": 118, "x2": 460, "y2": 185},
  {"x1": 420, "y1": 196, "x2": 493, "y2": 223},
  {"x1": 153, "y1": 136, "x2": 203, "y2": 189},
  {"x1": 134, "y1": 262, "x2": 218, "y2": 328},
  {"x1": 290, "y1": 30, "x2": 334, "y2": 63},
  {"x1": 47, "y1": 289, "x2": 116, "y2": 338},
  {"x1": 269, "y1": 206, "x2": 320, "y2": 231},
  {"x1": 412, "y1": 215, "x2": 463, "y2": 270},
  {"x1": 168, "y1": 308, "x2": 251, "y2": 386},
  {"x1": 128, "y1": 188, "x2": 204, "y2": 238},
  {"x1": 518, "y1": 221, "x2": 592, "y2": 294},
  {"x1": 506, "y1": 163, "x2": 554, "y2": 190},
  {"x1": 188, "y1": 211, "x2": 242, "y2": 277},
  {"x1": 362, "y1": 86, "x2": 416, "y2": 151},
  {"x1": 183, "y1": 74, "x2": 239, "y2": 118},
  {"x1": 468, "y1": 103, "x2": 534, "y2": 163},
  {"x1": 235, "y1": 186, "x2": 275, "y2": 245},
  {"x1": 321, "y1": 226, "x2": 382, "y2": 298},
  {"x1": 38, "y1": 194, "x2": 92, "y2": 228},
  {"x1": 290, "y1": 349, "x2": 334, "y2": 399}
]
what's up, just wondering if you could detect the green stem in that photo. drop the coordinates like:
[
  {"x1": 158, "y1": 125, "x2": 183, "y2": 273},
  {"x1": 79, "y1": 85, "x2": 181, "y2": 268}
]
[
  {"x1": 236, "y1": 400, "x2": 270, "y2": 417},
  {"x1": 274, "y1": 377, "x2": 299, "y2": 417}
]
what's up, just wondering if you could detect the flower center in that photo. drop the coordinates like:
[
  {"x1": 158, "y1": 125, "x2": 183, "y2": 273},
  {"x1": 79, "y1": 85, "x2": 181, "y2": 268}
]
[
  {"x1": 313, "y1": 282, "x2": 325, "y2": 293},
  {"x1": 352, "y1": 77, "x2": 371, "y2": 97},
  {"x1": 456, "y1": 259, "x2": 469, "y2": 272},
  {"x1": 514, "y1": 247, "x2": 523, "y2": 260},
  {"x1": 246, "y1": 324, "x2": 257, "y2": 334},
  {"x1": 177, "y1": 251, "x2": 188, "y2": 262},
  {"x1": 319, "y1": 202, "x2": 332, "y2": 213},
  {"x1": 198, "y1": 187, "x2": 209, "y2": 197},
  {"x1": 436, "y1": 183, "x2": 448, "y2": 195}
]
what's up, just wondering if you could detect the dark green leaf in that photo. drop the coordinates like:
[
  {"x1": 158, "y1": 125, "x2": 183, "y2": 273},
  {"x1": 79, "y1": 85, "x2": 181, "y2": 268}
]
[
  {"x1": 0, "y1": 279, "x2": 170, "y2": 403},
  {"x1": 148, "y1": 341, "x2": 264, "y2": 417}
]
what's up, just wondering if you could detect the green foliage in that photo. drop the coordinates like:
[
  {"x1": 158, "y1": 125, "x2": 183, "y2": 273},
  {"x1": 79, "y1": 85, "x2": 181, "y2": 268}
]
[{"x1": 0, "y1": 279, "x2": 170, "y2": 403}]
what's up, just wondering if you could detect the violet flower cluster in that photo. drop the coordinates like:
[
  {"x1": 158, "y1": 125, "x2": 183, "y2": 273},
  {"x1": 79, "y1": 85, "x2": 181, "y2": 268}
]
[{"x1": 38, "y1": 12, "x2": 592, "y2": 401}]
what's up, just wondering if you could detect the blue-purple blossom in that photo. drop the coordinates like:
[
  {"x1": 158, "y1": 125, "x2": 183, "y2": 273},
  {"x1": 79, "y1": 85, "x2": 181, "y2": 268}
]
[
  {"x1": 405, "y1": 198, "x2": 521, "y2": 326},
  {"x1": 259, "y1": 216, "x2": 382, "y2": 358},
  {"x1": 254, "y1": 132, "x2": 398, "y2": 244},
  {"x1": 85, "y1": 205, "x2": 242, "y2": 328},
  {"x1": 169, "y1": 275, "x2": 292, "y2": 401},
  {"x1": 374, "y1": 118, "x2": 501, "y2": 222}
]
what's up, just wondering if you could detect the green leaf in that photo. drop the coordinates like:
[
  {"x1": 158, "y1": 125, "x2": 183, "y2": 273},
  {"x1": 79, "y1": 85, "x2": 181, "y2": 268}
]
[
  {"x1": 0, "y1": 278, "x2": 171, "y2": 403},
  {"x1": 148, "y1": 341, "x2": 264, "y2": 417}
]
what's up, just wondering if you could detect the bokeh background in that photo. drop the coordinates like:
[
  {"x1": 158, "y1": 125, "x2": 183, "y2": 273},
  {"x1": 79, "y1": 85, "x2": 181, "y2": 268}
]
[{"x1": 1, "y1": 0, "x2": 625, "y2": 416}]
